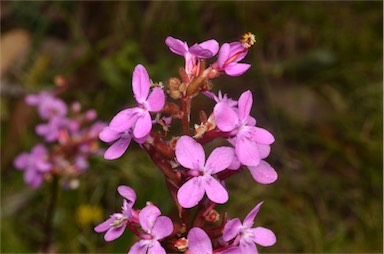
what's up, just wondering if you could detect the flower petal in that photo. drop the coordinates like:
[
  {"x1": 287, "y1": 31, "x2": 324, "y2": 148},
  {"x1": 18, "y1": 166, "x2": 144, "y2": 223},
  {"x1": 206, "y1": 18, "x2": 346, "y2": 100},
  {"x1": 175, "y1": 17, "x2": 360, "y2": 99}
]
[
  {"x1": 104, "y1": 223, "x2": 126, "y2": 241},
  {"x1": 117, "y1": 185, "x2": 136, "y2": 204},
  {"x1": 258, "y1": 144, "x2": 271, "y2": 159},
  {"x1": 104, "y1": 136, "x2": 131, "y2": 160},
  {"x1": 251, "y1": 227, "x2": 277, "y2": 247},
  {"x1": 146, "y1": 87, "x2": 165, "y2": 112},
  {"x1": 187, "y1": 227, "x2": 213, "y2": 254},
  {"x1": 217, "y1": 43, "x2": 230, "y2": 68},
  {"x1": 177, "y1": 177, "x2": 205, "y2": 208},
  {"x1": 205, "y1": 147, "x2": 234, "y2": 174},
  {"x1": 235, "y1": 136, "x2": 260, "y2": 167},
  {"x1": 148, "y1": 241, "x2": 166, "y2": 254},
  {"x1": 94, "y1": 217, "x2": 114, "y2": 233},
  {"x1": 224, "y1": 63, "x2": 251, "y2": 76},
  {"x1": 243, "y1": 201, "x2": 263, "y2": 228},
  {"x1": 99, "y1": 126, "x2": 121, "y2": 143},
  {"x1": 133, "y1": 112, "x2": 152, "y2": 139},
  {"x1": 214, "y1": 102, "x2": 239, "y2": 132},
  {"x1": 199, "y1": 39, "x2": 219, "y2": 56},
  {"x1": 249, "y1": 127, "x2": 275, "y2": 145},
  {"x1": 152, "y1": 216, "x2": 173, "y2": 239},
  {"x1": 222, "y1": 218, "x2": 242, "y2": 241},
  {"x1": 238, "y1": 90, "x2": 253, "y2": 122},
  {"x1": 139, "y1": 205, "x2": 161, "y2": 233},
  {"x1": 109, "y1": 108, "x2": 140, "y2": 133},
  {"x1": 248, "y1": 160, "x2": 277, "y2": 184},
  {"x1": 128, "y1": 241, "x2": 148, "y2": 254},
  {"x1": 175, "y1": 136, "x2": 205, "y2": 170},
  {"x1": 165, "y1": 36, "x2": 188, "y2": 56},
  {"x1": 204, "y1": 176, "x2": 228, "y2": 204},
  {"x1": 14, "y1": 153, "x2": 29, "y2": 169},
  {"x1": 239, "y1": 241, "x2": 258, "y2": 254},
  {"x1": 132, "y1": 64, "x2": 150, "y2": 103}
]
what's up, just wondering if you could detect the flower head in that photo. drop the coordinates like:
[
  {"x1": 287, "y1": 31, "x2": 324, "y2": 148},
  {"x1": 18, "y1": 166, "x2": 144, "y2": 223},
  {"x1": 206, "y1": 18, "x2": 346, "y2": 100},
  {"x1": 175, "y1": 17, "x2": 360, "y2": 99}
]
[
  {"x1": 94, "y1": 185, "x2": 137, "y2": 241},
  {"x1": 214, "y1": 41, "x2": 251, "y2": 76},
  {"x1": 26, "y1": 91, "x2": 67, "y2": 120},
  {"x1": 223, "y1": 201, "x2": 276, "y2": 253},
  {"x1": 176, "y1": 136, "x2": 234, "y2": 208}
]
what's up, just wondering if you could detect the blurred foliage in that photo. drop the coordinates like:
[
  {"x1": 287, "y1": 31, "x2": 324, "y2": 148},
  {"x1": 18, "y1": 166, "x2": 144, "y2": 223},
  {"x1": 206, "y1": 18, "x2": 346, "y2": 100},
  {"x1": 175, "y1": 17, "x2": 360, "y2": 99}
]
[{"x1": 1, "y1": 1, "x2": 382, "y2": 253}]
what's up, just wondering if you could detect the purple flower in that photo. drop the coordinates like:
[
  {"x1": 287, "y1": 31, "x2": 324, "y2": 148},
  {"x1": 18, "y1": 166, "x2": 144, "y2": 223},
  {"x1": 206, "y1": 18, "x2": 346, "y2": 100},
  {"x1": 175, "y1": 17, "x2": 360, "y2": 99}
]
[
  {"x1": 109, "y1": 64, "x2": 165, "y2": 140},
  {"x1": 99, "y1": 126, "x2": 148, "y2": 160},
  {"x1": 223, "y1": 201, "x2": 276, "y2": 253},
  {"x1": 128, "y1": 205, "x2": 173, "y2": 254},
  {"x1": 35, "y1": 116, "x2": 69, "y2": 142},
  {"x1": 187, "y1": 227, "x2": 240, "y2": 254},
  {"x1": 26, "y1": 92, "x2": 67, "y2": 119},
  {"x1": 165, "y1": 36, "x2": 219, "y2": 76},
  {"x1": 214, "y1": 90, "x2": 275, "y2": 167},
  {"x1": 13, "y1": 144, "x2": 52, "y2": 188},
  {"x1": 95, "y1": 185, "x2": 137, "y2": 241},
  {"x1": 175, "y1": 136, "x2": 234, "y2": 208},
  {"x1": 214, "y1": 42, "x2": 251, "y2": 76}
]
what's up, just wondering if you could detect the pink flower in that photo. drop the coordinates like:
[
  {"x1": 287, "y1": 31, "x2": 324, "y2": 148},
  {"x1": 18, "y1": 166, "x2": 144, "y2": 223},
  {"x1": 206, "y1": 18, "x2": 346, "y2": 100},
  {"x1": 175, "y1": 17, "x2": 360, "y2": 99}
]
[
  {"x1": 165, "y1": 36, "x2": 219, "y2": 76},
  {"x1": 223, "y1": 201, "x2": 276, "y2": 253},
  {"x1": 214, "y1": 42, "x2": 251, "y2": 76},
  {"x1": 175, "y1": 136, "x2": 234, "y2": 208},
  {"x1": 13, "y1": 144, "x2": 52, "y2": 188},
  {"x1": 26, "y1": 91, "x2": 67, "y2": 120},
  {"x1": 94, "y1": 185, "x2": 137, "y2": 241},
  {"x1": 109, "y1": 64, "x2": 165, "y2": 140},
  {"x1": 128, "y1": 205, "x2": 173, "y2": 254},
  {"x1": 186, "y1": 227, "x2": 240, "y2": 254}
]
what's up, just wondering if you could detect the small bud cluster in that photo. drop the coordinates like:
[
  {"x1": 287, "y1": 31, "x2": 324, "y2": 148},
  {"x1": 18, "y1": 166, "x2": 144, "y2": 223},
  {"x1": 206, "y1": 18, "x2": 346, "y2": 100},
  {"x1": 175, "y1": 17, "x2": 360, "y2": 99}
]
[
  {"x1": 14, "y1": 82, "x2": 106, "y2": 189},
  {"x1": 96, "y1": 33, "x2": 277, "y2": 253}
]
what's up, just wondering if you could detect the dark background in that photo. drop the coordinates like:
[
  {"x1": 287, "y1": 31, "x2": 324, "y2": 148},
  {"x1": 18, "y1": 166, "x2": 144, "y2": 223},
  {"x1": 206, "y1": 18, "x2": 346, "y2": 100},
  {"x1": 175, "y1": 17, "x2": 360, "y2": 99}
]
[{"x1": 1, "y1": 2, "x2": 382, "y2": 253}]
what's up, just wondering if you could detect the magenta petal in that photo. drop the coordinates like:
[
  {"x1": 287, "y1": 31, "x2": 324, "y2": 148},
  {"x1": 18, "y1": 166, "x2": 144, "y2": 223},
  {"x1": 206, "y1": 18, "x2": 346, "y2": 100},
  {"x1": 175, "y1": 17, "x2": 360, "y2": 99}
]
[
  {"x1": 177, "y1": 177, "x2": 205, "y2": 208},
  {"x1": 104, "y1": 223, "x2": 126, "y2": 241},
  {"x1": 258, "y1": 144, "x2": 271, "y2": 159},
  {"x1": 224, "y1": 63, "x2": 251, "y2": 76},
  {"x1": 152, "y1": 216, "x2": 173, "y2": 239},
  {"x1": 94, "y1": 217, "x2": 114, "y2": 233},
  {"x1": 238, "y1": 90, "x2": 253, "y2": 121},
  {"x1": 132, "y1": 64, "x2": 150, "y2": 103},
  {"x1": 139, "y1": 205, "x2": 161, "y2": 232},
  {"x1": 117, "y1": 185, "x2": 136, "y2": 203},
  {"x1": 240, "y1": 241, "x2": 258, "y2": 254},
  {"x1": 148, "y1": 241, "x2": 166, "y2": 254},
  {"x1": 24, "y1": 169, "x2": 42, "y2": 188},
  {"x1": 14, "y1": 153, "x2": 29, "y2": 169},
  {"x1": 205, "y1": 176, "x2": 228, "y2": 204},
  {"x1": 214, "y1": 102, "x2": 239, "y2": 132},
  {"x1": 218, "y1": 43, "x2": 230, "y2": 68},
  {"x1": 133, "y1": 112, "x2": 152, "y2": 139},
  {"x1": 243, "y1": 201, "x2": 263, "y2": 228},
  {"x1": 205, "y1": 147, "x2": 234, "y2": 174},
  {"x1": 235, "y1": 136, "x2": 260, "y2": 167},
  {"x1": 222, "y1": 218, "x2": 242, "y2": 241},
  {"x1": 199, "y1": 39, "x2": 219, "y2": 56},
  {"x1": 165, "y1": 36, "x2": 188, "y2": 56},
  {"x1": 109, "y1": 108, "x2": 139, "y2": 133},
  {"x1": 252, "y1": 127, "x2": 275, "y2": 145},
  {"x1": 99, "y1": 126, "x2": 121, "y2": 143},
  {"x1": 104, "y1": 136, "x2": 131, "y2": 160},
  {"x1": 251, "y1": 227, "x2": 277, "y2": 247},
  {"x1": 248, "y1": 160, "x2": 278, "y2": 184},
  {"x1": 189, "y1": 43, "x2": 215, "y2": 58},
  {"x1": 128, "y1": 241, "x2": 148, "y2": 254},
  {"x1": 36, "y1": 160, "x2": 52, "y2": 172},
  {"x1": 146, "y1": 87, "x2": 165, "y2": 112},
  {"x1": 187, "y1": 227, "x2": 213, "y2": 254},
  {"x1": 175, "y1": 136, "x2": 205, "y2": 170}
]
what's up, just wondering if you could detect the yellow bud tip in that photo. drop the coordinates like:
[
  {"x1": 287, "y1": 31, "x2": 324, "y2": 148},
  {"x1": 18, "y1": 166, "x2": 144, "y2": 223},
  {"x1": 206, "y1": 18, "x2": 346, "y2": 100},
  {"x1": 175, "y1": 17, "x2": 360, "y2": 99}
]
[{"x1": 240, "y1": 32, "x2": 256, "y2": 49}]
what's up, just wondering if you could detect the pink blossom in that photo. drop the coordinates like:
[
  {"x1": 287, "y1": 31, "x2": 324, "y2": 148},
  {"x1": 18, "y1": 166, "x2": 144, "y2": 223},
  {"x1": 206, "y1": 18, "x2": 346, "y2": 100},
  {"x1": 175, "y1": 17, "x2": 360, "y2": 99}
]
[
  {"x1": 26, "y1": 91, "x2": 67, "y2": 119},
  {"x1": 223, "y1": 201, "x2": 276, "y2": 253},
  {"x1": 109, "y1": 64, "x2": 165, "y2": 140},
  {"x1": 165, "y1": 36, "x2": 219, "y2": 76},
  {"x1": 95, "y1": 185, "x2": 137, "y2": 242},
  {"x1": 175, "y1": 136, "x2": 234, "y2": 208},
  {"x1": 128, "y1": 205, "x2": 173, "y2": 254},
  {"x1": 214, "y1": 42, "x2": 251, "y2": 76}
]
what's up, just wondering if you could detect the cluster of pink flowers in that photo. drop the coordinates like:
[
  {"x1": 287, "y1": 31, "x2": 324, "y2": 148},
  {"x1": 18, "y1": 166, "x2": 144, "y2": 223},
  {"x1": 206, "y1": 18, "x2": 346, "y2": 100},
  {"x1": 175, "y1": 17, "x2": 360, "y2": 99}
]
[
  {"x1": 96, "y1": 33, "x2": 277, "y2": 253},
  {"x1": 14, "y1": 90, "x2": 106, "y2": 189}
]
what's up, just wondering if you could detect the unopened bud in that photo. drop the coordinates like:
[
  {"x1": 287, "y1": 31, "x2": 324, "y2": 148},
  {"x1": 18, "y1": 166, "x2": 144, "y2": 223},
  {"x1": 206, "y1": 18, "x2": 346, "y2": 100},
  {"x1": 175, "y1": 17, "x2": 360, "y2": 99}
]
[
  {"x1": 167, "y1": 77, "x2": 182, "y2": 99},
  {"x1": 204, "y1": 209, "x2": 220, "y2": 223},
  {"x1": 174, "y1": 237, "x2": 188, "y2": 252}
]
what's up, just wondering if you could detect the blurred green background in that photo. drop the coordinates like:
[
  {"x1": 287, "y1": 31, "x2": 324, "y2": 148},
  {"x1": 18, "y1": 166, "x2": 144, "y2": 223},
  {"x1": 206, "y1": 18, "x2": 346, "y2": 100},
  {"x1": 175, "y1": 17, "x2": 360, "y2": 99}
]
[{"x1": 1, "y1": 1, "x2": 382, "y2": 253}]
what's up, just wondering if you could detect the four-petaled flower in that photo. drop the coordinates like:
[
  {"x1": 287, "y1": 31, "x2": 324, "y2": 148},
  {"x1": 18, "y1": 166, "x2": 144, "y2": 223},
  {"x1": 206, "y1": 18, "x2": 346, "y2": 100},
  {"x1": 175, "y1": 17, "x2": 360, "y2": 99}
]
[
  {"x1": 13, "y1": 144, "x2": 52, "y2": 188},
  {"x1": 176, "y1": 136, "x2": 234, "y2": 208},
  {"x1": 94, "y1": 185, "x2": 137, "y2": 241},
  {"x1": 213, "y1": 42, "x2": 251, "y2": 76},
  {"x1": 223, "y1": 201, "x2": 276, "y2": 253},
  {"x1": 165, "y1": 36, "x2": 219, "y2": 77},
  {"x1": 128, "y1": 205, "x2": 173, "y2": 254},
  {"x1": 109, "y1": 64, "x2": 165, "y2": 140}
]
